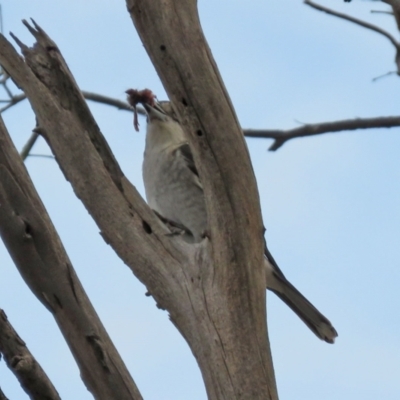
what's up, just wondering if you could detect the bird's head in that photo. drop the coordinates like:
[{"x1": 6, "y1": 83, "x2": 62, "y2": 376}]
[{"x1": 143, "y1": 101, "x2": 186, "y2": 148}]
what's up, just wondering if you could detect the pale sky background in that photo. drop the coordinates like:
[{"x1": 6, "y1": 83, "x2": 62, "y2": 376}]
[{"x1": 1, "y1": 0, "x2": 400, "y2": 399}]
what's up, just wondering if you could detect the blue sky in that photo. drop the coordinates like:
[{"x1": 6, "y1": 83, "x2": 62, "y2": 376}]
[{"x1": 1, "y1": 1, "x2": 400, "y2": 399}]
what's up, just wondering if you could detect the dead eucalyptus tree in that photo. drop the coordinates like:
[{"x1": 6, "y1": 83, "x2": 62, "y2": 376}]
[
  {"x1": 0, "y1": 0, "x2": 277, "y2": 398},
  {"x1": 2, "y1": 0, "x2": 398, "y2": 398}
]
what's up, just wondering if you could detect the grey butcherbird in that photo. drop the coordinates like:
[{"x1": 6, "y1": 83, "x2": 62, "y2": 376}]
[{"x1": 141, "y1": 101, "x2": 338, "y2": 344}]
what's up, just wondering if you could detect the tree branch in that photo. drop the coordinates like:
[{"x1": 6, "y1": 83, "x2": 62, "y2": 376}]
[
  {"x1": 371, "y1": 10, "x2": 394, "y2": 16},
  {"x1": 14, "y1": 90, "x2": 400, "y2": 157},
  {"x1": 244, "y1": 115, "x2": 400, "y2": 150},
  {"x1": 0, "y1": 90, "x2": 141, "y2": 114},
  {"x1": 2, "y1": 82, "x2": 399, "y2": 157},
  {"x1": 127, "y1": 1, "x2": 276, "y2": 399},
  {"x1": 0, "y1": 113, "x2": 142, "y2": 399},
  {"x1": 0, "y1": 387, "x2": 9, "y2": 400},
  {"x1": 19, "y1": 129, "x2": 39, "y2": 160},
  {"x1": 0, "y1": 17, "x2": 192, "y2": 392},
  {"x1": 0, "y1": 309, "x2": 61, "y2": 400},
  {"x1": 1, "y1": 13, "x2": 277, "y2": 400},
  {"x1": 304, "y1": 0, "x2": 400, "y2": 50},
  {"x1": 0, "y1": 93, "x2": 25, "y2": 113},
  {"x1": 82, "y1": 91, "x2": 144, "y2": 113},
  {"x1": 0, "y1": 90, "x2": 139, "y2": 160},
  {"x1": 382, "y1": 0, "x2": 400, "y2": 31}
]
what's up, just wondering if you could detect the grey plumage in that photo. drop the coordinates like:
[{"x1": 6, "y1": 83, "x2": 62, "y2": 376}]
[
  {"x1": 142, "y1": 104, "x2": 206, "y2": 242},
  {"x1": 141, "y1": 102, "x2": 338, "y2": 343}
]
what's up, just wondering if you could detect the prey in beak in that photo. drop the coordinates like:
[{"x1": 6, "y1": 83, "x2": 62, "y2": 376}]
[{"x1": 126, "y1": 88, "x2": 160, "y2": 131}]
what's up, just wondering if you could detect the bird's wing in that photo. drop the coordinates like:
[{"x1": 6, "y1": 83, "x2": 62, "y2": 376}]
[{"x1": 173, "y1": 143, "x2": 203, "y2": 189}]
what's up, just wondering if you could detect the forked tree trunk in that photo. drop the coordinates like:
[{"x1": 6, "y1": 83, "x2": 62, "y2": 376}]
[
  {"x1": 0, "y1": 0, "x2": 278, "y2": 398},
  {"x1": 126, "y1": 1, "x2": 277, "y2": 398}
]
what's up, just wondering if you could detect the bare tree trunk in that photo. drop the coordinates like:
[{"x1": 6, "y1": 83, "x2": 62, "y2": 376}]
[
  {"x1": 0, "y1": 4, "x2": 277, "y2": 398},
  {"x1": 127, "y1": 1, "x2": 278, "y2": 397}
]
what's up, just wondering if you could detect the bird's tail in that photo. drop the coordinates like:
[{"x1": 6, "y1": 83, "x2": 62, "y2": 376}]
[{"x1": 264, "y1": 255, "x2": 338, "y2": 343}]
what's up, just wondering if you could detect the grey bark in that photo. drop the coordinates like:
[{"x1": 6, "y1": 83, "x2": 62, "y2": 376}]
[
  {"x1": 127, "y1": 1, "x2": 277, "y2": 398},
  {"x1": 246, "y1": 116, "x2": 400, "y2": 150},
  {"x1": 0, "y1": 386, "x2": 10, "y2": 400},
  {"x1": 0, "y1": 114, "x2": 141, "y2": 399},
  {"x1": 0, "y1": 309, "x2": 61, "y2": 400},
  {"x1": 0, "y1": 9, "x2": 277, "y2": 400}
]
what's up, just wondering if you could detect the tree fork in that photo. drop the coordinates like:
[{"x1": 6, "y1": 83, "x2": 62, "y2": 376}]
[{"x1": 127, "y1": 1, "x2": 277, "y2": 398}]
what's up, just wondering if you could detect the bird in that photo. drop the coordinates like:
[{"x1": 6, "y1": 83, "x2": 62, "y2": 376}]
[{"x1": 140, "y1": 101, "x2": 338, "y2": 344}]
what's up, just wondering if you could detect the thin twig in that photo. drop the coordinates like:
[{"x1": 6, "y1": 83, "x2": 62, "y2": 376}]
[
  {"x1": 304, "y1": 0, "x2": 400, "y2": 50},
  {"x1": 244, "y1": 115, "x2": 400, "y2": 151},
  {"x1": 0, "y1": 93, "x2": 26, "y2": 112},
  {"x1": 0, "y1": 73, "x2": 8, "y2": 84},
  {"x1": 16, "y1": 95, "x2": 400, "y2": 155},
  {"x1": 28, "y1": 154, "x2": 55, "y2": 159},
  {"x1": 2, "y1": 91, "x2": 140, "y2": 160},
  {"x1": 0, "y1": 91, "x2": 143, "y2": 114},
  {"x1": 372, "y1": 70, "x2": 397, "y2": 81},
  {"x1": 82, "y1": 91, "x2": 145, "y2": 114},
  {"x1": 20, "y1": 130, "x2": 39, "y2": 160},
  {"x1": 371, "y1": 10, "x2": 394, "y2": 15},
  {"x1": 2, "y1": 81, "x2": 13, "y2": 99}
]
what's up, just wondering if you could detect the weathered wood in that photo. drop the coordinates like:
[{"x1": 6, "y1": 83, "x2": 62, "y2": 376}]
[
  {"x1": 0, "y1": 114, "x2": 141, "y2": 400},
  {"x1": 0, "y1": 12, "x2": 277, "y2": 399},
  {"x1": 0, "y1": 309, "x2": 61, "y2": 400},
  {"x1": 0, "y1": 386, "x2": 9, "y2": 400},
  {"x1": 127, "y1": 1, "x2": 277, "y2": 399}
]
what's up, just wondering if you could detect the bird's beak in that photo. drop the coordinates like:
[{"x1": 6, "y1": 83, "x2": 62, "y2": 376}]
[{"x1": 143, "y1": 103, "x2": 169, "y2": 122}]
